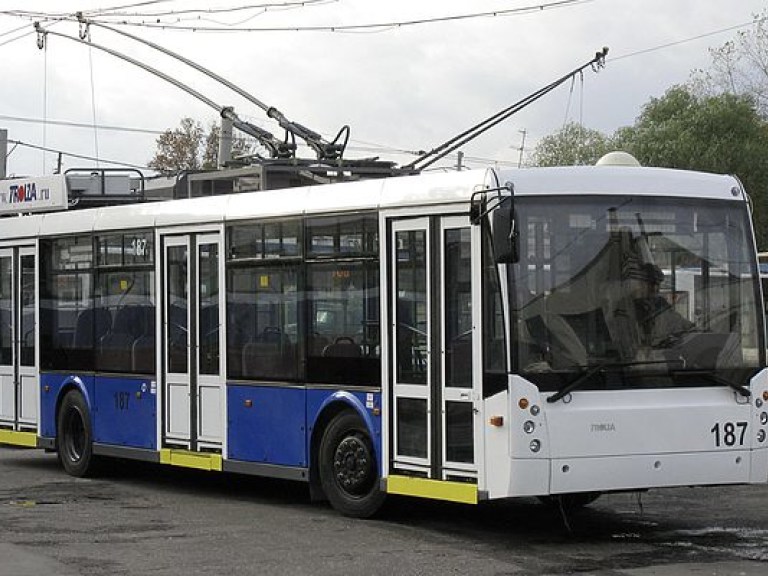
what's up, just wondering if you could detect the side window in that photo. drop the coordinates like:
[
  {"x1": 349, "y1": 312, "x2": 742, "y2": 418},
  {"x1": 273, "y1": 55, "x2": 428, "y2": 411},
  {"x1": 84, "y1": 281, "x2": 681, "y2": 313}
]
[
  {"x1": 41, "y1": 235, "x2": 94, "y2": 371},
  {"x1": 482, "y1": 225, "x2": 508, "y2": 397},
  {"x1": 306, "y1": 262, "x2": 380, "y2": 385},
  {"x1": 227, "y1": 219, "x2": 302, "y2": 382},
  {"x1": 306, "y1": 214, "x2": 380, "y2": 386},
  {"x1": 226, "y1": 214, "x2": 380, "y2": 385},
  {"x1": 94, "y1": 231, "x2": 156, "y2": 374},
  {"x1": 227, "y1": 265, "x2": 299, "y2": 381}
]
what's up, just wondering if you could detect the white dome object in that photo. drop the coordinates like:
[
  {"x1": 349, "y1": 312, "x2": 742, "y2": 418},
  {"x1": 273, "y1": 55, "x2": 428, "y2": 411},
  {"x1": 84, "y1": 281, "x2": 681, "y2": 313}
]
[{"x1": 596, "y1": 151, "x2": 641, "y2": 167}]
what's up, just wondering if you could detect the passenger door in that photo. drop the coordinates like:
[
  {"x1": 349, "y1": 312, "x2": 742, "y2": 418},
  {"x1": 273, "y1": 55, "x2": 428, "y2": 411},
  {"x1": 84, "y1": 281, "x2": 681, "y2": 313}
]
[
  {"x1": 0, "y1": 246, "x2": 38, "y2": 434},
  {"x1": 161, "y1": 232, "x2": 224, "y2": 451},
  {"x1": 389, "y1": 216, "x2": 479, "y2": 481}
]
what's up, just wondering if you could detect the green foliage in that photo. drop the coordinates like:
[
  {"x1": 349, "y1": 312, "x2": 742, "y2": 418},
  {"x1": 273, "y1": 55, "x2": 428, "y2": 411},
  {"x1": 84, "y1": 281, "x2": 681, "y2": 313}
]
[
  {"x1": 531, "y1": 86, "x2": 768, "y2": 248},
  {"x1": 616, "y1": 86, "x2": 768, "y2": 248},
  {"x1": 529, "y1": 122, "x2": 613, "y2": 167}
]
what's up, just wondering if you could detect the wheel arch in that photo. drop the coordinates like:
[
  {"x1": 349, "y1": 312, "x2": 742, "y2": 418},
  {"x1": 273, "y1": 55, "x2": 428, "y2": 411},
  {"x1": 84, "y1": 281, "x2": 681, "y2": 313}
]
[
  {"x1": 54, "y1": 376, "x2": 92, "y2": 442},
  {"x1": 308, "y1": 391, "x2": 380, "y2": 500}
]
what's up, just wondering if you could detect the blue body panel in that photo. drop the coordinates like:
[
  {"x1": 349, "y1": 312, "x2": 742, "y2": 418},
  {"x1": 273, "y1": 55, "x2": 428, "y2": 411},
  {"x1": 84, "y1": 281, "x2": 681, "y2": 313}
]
[
  {"x1": 92, "y1": 375, "x2": 156, "y2": 449},
  {"x1": 306, "y1": 388, "x2": 383, "y2": 462},
  {"x1": 227, "y1": 385, "x2": 382, "y2": 471},
  {"x1": 227, "y1": 385, "x2": 307, "y2": 466},
  {"x1": 40, "y1": 372, "x2": 156, "y2": 450},
  {"x1": 40, "y1": 373, "x2": 95, "y2": 438},
  {"x1": 41, "y1": 372, "x2": 382, "y2": 473}
]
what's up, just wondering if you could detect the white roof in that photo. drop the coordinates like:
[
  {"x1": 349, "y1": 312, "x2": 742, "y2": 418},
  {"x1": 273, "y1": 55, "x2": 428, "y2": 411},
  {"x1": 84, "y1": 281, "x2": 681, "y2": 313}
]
[{"x1": 0, "y1": 166, "x2": 745, "y2": 241}]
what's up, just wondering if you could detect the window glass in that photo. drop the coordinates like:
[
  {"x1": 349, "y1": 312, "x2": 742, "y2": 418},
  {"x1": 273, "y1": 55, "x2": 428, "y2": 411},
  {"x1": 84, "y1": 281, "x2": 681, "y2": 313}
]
[
  {"x1": 90, "y1": 231, "x2": 156, "y2": 374},
  {"x1": 0, "y1": 256, "x2": 11, "y2": 366},
  {"x1": 19, "y1": 255, "x2": 35, "y2": 367},
  {"x1": 227, "y1": 265, "x2": 298, "y2": 381},
  {"x1": 445, "y1": 401, "x2": 474, "y2": 463},
  {"x1": 41, "y1": 236, "x2": 95, "y2": 371},
  {"x1": 306, "y1": 262, "x2": 380, "y2": 385},
  {"x1": 444, "y1": 228, "x2": 472, "y2": 388},
  {"x1": 166, "y1": 245, "x2": 188, "y2": 374},
  {"x1": 396, "y1": 398, "x2": 427, "y2": 458},
  {"x1": 198, "y1": 242, "x2": 219, "y2": 376},
  {"x1": 94, "y1": 270, "x2": 155, "y2": 374},
  {"x1": 124, "y1": 233, "x2": 154, "y2": 266},
  {"x1": 307, "y1": 214, "x2": 377, "y2": 258},
  {"x1": 53, "y1": 236, "x2": 92, "y2": 270},
  {"x1": 482, "y1": 223, "x2": 508, "y2": 398},
  {"x1": 395, "y1": 230, "x2": 428, "y2": 385},
  {"x1": 228, "y1": 220, "x2": 301, "y2": 261},
  {"x1": 512, "y1": 196, "x2": 763, "y2": 393}
]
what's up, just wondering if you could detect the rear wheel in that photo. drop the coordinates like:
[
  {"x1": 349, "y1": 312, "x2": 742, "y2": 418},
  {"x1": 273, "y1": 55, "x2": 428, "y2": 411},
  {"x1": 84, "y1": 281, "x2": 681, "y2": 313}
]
[
  {"x1": 57, "y1": 390, "x2": 100, "y2": 477},
  {"x1": 319, "y1": 411, "x2": 385, "y2": 518}
]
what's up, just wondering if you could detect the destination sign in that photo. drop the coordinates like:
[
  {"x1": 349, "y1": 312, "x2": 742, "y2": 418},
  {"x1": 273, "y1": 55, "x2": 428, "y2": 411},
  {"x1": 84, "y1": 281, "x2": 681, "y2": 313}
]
[{"x1": 0, "y1": 174, "x2": 68, "y2": 215}]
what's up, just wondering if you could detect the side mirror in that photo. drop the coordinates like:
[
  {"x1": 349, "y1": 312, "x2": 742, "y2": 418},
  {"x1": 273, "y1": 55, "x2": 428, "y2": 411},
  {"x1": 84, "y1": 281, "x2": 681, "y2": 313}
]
[{"x1": 493, "y1": 198, "x2": 519, "y2": 264}]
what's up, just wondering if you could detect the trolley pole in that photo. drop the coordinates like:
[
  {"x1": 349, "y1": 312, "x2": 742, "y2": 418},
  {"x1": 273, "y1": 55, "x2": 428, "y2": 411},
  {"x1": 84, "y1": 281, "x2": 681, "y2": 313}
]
[{"x1": 0, "y1": 128, "x2": 7, "y2": 179}]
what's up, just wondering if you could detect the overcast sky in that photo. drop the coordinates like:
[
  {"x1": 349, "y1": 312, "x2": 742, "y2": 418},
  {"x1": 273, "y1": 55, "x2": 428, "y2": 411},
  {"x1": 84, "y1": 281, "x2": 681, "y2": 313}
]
[{"x1": 1, "y1": 0, "x2": 766, "y2": 177}]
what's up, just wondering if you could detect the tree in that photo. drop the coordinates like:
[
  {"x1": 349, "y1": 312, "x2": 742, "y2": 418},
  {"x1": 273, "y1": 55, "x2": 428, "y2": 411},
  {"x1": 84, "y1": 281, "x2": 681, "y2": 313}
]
[
  {"x1": 691, "y1": 11, "x2": 768, "y2": 117},
  {"x1": 529, "y1": 122, "x2": 613, "y2": 167},
  {"x1": 614, "y1": 86, "x2": 768, "y2": 248},
  {"x1": 148, "y1": 117, "x2": 205, "y2": 172},
  {"x1": 149, "y1": 117, "x2": 258, "y2": 172}
]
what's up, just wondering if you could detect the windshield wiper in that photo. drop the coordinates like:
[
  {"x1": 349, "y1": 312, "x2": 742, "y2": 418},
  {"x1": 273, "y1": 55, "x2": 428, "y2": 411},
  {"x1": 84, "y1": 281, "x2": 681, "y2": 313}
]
[
  {"x1": 546, "y1": 359, "x2": 674, "y2": 404},
  {"x1": 546, "y1": 363, "x2": 606, "y2": 404},
  {"x1": 671, "y1": 370, "x2": 751, "y2": 397}
]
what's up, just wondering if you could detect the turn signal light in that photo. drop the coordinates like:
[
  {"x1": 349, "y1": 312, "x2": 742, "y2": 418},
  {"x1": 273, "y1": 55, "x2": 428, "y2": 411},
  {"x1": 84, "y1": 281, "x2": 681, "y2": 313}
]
[
  {"x1": 244, "y1": 399, "x2": 253, "y2": 408},
  {"x1": 763, "y1": 390, "x2": 768, "y2": 402},
  {"x1": 518, "y1": 398, "x2": 529, "y2": 410},
  {"x1": 489, "y1": 416, "x2": 504, "y2": 427}
]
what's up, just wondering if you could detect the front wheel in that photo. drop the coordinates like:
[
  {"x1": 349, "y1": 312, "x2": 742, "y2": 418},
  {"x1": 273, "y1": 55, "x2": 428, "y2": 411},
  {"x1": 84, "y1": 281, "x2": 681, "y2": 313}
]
[
  {"x1": 319, "y1": 411, "x2": 385, "y2": 518},
  {"x1": 57, "y1": 390, "x2": 100, "y2": 477}
]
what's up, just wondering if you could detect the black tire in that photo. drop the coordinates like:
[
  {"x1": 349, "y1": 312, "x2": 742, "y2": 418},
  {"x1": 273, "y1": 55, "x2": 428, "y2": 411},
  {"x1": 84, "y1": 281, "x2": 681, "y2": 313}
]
[
  {"x1": 57, "y1": 390, "x2": 100, "y2": 477},
  {"x1": 319, "y1": 411, "x2": 386, "y2": 518},
  {"x1": 538, "y1": 492, "x2": 602, "y2": 510}
]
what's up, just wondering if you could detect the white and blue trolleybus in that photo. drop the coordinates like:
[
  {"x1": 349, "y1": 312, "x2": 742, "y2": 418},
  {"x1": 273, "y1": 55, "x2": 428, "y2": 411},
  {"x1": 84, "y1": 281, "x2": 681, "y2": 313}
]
[{"x1": 1, "y1": 161, "x2": 766, "y2": 517}]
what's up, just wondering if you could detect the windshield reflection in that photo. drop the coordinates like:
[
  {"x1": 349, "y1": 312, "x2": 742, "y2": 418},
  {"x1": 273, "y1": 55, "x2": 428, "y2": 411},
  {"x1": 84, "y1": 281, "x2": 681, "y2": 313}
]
[{"x1": 511, "y1": 196, "x2": 763, "y2": 392}]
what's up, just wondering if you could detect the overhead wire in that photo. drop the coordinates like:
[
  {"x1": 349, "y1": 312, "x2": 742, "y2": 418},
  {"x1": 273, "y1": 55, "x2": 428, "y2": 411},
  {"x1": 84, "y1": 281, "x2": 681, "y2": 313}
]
[
  {"x1": 87, "y1": 0, "x2": 335, "y2": 19},
  {"x1": 611, "y1": 14, "x2": 768, "y2": 62},
  {"x1": 77, "y1": 0, "x2": 594, "y2": 32},
  {"x1": 8, "y1": 139, "x2": 154, "y2": 171},
  {"x1": 0, "y1": 113, "x2": 165, "y2": 135},
  {"x1": 83, "y1": 0, "x2": 177, "y2": 15},
  {"x1": 0, "y1": 21, "x2": 29, "y2": 37},
  {"x1": 4, "y1": 4, "x2": 765, "y2": 173}
]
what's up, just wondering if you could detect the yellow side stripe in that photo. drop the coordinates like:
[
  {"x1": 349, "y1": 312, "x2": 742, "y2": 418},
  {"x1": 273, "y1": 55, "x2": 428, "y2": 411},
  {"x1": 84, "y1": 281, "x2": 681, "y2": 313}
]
[
  {"x1": 386, "y1": 474, "x2": 478, "y2": 504},
  {"x1": 0, "y1": 430, "x2": 38, "y2": 448},
  {"x1": 159, "y1": 449, "x2": 222, "y2": 472}
]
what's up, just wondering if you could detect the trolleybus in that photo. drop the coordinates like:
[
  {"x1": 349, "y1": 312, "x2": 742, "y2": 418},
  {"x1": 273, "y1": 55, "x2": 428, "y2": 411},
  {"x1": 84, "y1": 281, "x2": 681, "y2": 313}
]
[{"x1": 1, "y1": 161, "x2": 767, "y2": 517}]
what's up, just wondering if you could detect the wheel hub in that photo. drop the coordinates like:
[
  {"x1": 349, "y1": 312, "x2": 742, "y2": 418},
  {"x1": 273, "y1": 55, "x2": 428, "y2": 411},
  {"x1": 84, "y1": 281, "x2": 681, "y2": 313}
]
[{"x1": 333, "y1": 435, "x2": 372, "y2": 495}]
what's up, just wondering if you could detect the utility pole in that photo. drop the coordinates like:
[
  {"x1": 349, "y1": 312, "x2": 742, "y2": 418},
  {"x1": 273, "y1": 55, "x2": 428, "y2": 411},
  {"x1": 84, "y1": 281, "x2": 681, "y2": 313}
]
[
  {"x1": 0, "y1": 128, "x2": 7, "y2": 179},
  {"x1": 456, "y1": 150, "x2": 464, "y2": 171},
  {"x1": 517, "y1": 128, "x2": 527, "y2": 168},
  {"x1": 218, "y1": 109, "x2": 234, "y2": 168}
]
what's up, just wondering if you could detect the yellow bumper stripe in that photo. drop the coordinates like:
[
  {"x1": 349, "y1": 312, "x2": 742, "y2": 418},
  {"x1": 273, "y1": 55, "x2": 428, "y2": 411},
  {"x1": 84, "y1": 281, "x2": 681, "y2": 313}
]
[
  {"x1": 0, "y1": 430, "x2": 38, "y2": 448},
  {"x1": 386, "y1": 475, "x2": 478, "y2": 504},
  {"x1": 159, "y1": 449, "x2": 222, "y2": 472}
]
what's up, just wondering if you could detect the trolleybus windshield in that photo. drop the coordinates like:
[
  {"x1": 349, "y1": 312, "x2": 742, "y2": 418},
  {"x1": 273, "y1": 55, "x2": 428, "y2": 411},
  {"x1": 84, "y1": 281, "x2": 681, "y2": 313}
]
[{"x1": 509, "y1": 195, "x2": 764, "y2": 393}]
